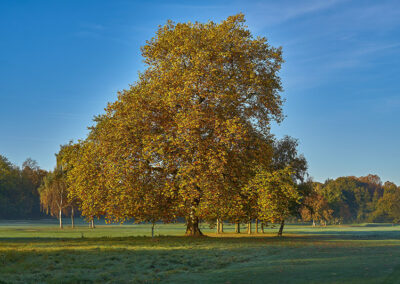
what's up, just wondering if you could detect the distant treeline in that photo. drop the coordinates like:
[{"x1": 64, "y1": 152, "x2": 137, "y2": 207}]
[
  {"x1": 0, "y1": 154, "x2": 399, "y2": 224},
  {"x1": 310, "y1": 175, "x2": 400, "y2": 224},
  {"x1": 0, "y1": 155, "x2": 47, "y2": 219}
]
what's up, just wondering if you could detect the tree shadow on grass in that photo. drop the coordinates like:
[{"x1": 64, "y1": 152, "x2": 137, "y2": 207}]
[
  {"x1": 0, "y1": 236, "x2": 399, "y2": 283},
  {"x1": 283, "y1": 229, "x2": 400, "y2": 241},
  {"x1": 0, "y1": 227, "x2": 400, "y2": 243}
]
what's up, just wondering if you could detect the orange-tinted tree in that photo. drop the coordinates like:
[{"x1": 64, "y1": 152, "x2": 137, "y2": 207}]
[
  {"x1": 38, "y1": 167, "x2": 69, "y2": 228},
  {"x1": 63, "y1": 14, "x2": 284, "y2": 236},
  {"x1": 300, "y1": 183, "x2": 333, "y2": 226}
]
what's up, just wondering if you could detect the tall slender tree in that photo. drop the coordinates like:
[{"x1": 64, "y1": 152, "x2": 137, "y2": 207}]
[{"x1": 38, "y1": 168, "x2": 69, "y2": 228}]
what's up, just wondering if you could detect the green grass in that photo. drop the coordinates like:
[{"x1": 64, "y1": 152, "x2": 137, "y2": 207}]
[{"x1": 0, "y1": 221, "x2": 400, "y2": 283}]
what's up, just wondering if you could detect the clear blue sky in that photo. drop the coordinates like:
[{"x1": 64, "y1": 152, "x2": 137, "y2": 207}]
[{"x1": 1, "y1": 0, "x2": 399, "y2": 184}]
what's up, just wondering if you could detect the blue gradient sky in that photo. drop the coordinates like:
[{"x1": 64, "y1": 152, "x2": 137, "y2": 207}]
[{"x1": 1, "y1": 0, "x2": 399, "y2": 184}]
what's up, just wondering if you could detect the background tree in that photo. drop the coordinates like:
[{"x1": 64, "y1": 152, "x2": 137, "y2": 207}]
[
  {"x1": 58, "y1": 140, "x2": 105, "y2": 228},
  {"x1": 246, "y1": 167, "x2": 300, "y2": 237},
  {"x1": 0, "y1": 155, "x2": 21, "y2": 218},
  {"x1": 21, "y1": 158, "x2": 47, "y2": 217},
  {"x1": 320, "y1": 176, "x2": 384, "y2": 223},
  {"x1": 38, "y1": 167, "x2": 69, "y2": 228},
  {"x1": 269, "y1": 136, "x2": 308, "y2": 234},
  {"x1": 272, "y1": 136, "x2": 307, "y2": 182},
  {"x1": 300, "y1": 183, "x2": 333, "y2": 226},
  {"x1": 0, "y1": 155, "x2": 46, "y2": 219},
  {"x1": 241, "y1": 175, "x2": 261, "y2": 234},
  {"x1": 373, "y1": 182, "x2": 400, "y2": 223}
]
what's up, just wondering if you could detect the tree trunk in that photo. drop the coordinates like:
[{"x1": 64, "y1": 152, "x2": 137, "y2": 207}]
[
  {"x1": 247, "y1": 221, "x2": 252, "y2": 235},
  {"x1": 216, "y1": 219, "x2": 220, "y2": 234},
  {"x1": 235, "y1": 222, "x2": 240, "y2": 233},
  {"x1": 312, "y1": 219, "x2": 316, "y2": 227},
  {"x1": 71, "y1": 207, "x2": 74, "y2": 229},
  {"x1": 185, "y1": 215, "x2": 203, "y2": 237},
  {"x1": 261, "y1": 222, "x2": 264, "y2": 233},
  {"x1": 151, "y1": 223, "x2": 155, "y2": 238},
  {"x1": 277, "y1": 219, "x2": 285, "y2": 237},
  {"x1": 255, "y1": 219, "x2": 259, "y2": 234},
  {"x1": 89, "y1": 218, "x2": 95, "y2": 229},
  {"x1": 59, "y1": 209, "x2": 63, "y2": 229}
]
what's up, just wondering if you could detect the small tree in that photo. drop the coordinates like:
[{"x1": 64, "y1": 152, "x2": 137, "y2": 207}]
[
  {"x1": 300, "y1": 186, "x2": 333, "y2": 226},
  {"x1": 246, "y1": 167, "x2": 300, "y2": 237},
  {"x1": 38, "y1": 168, "x2": 69, "y2": 228},
  {"x1": 59, "y1": 140, "x2": 105, "y2": 228}
]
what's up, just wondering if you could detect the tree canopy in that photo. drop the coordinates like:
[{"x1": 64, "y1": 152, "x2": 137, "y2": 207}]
[{"x1": 61, "y1": 14, "x2": 287, "y2": 235}]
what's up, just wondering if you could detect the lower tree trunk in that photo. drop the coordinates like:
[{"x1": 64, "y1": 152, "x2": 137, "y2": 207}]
[
  {"x1": 312, "y1": 219, "x2": 316, "y2": 227},
  {"x1": 151, "y1": 222, "x2": 155, "y2": 238},
  {"x1": 89, "y1": 218, "x2": 95, "y2": 229},
  {"x1": 59, "y1": 209, "x2": 63, "y2": 229},
  {"x1": 216, "y1": 219, "x2": 220, "y2": 234},
  {"x1": 185, "y1": 216, "x2": 203, "y2": 237},
  {"x1": 71, "y1": 207, "x2": 75, "y2": 229},
  {"x1": 277, "y1": 219, "x2": 285, "y2": 237},
  {"x1": 261, "y1": 222, "x2": 265, "y2": 233},
  {"x1": 255, "y1": 219, "x2": 259, "y2": 234},
  {"x1": 247, "y1": 221, "x2": 252, "y2": 235},
  {"x1": 235, "y1": 222, "x2": 240, "y2": 233}
]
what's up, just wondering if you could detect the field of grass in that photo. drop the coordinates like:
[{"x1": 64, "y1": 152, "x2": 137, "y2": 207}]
[{"x1": 0, "y1": 220, "x2": 400, "y2": 283}]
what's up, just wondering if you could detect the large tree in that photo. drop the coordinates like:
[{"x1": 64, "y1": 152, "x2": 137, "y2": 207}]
[{"x1": 64, "y1": 14, "x2": 284, "y2": 236}]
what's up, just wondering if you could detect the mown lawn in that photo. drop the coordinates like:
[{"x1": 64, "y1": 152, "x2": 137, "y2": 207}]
[{"x1": 0, "y1": 221, "x2": 400, "y2": 283}]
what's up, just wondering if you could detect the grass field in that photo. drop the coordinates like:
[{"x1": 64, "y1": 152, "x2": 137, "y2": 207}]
[{"x1": 0, "y1": 220, "x2": 400, "y2": 283}]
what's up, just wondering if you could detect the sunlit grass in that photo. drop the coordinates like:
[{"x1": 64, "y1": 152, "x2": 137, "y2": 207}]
[{"x1": 0, "y1": 221, "x2": 400, "y2": 283}]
